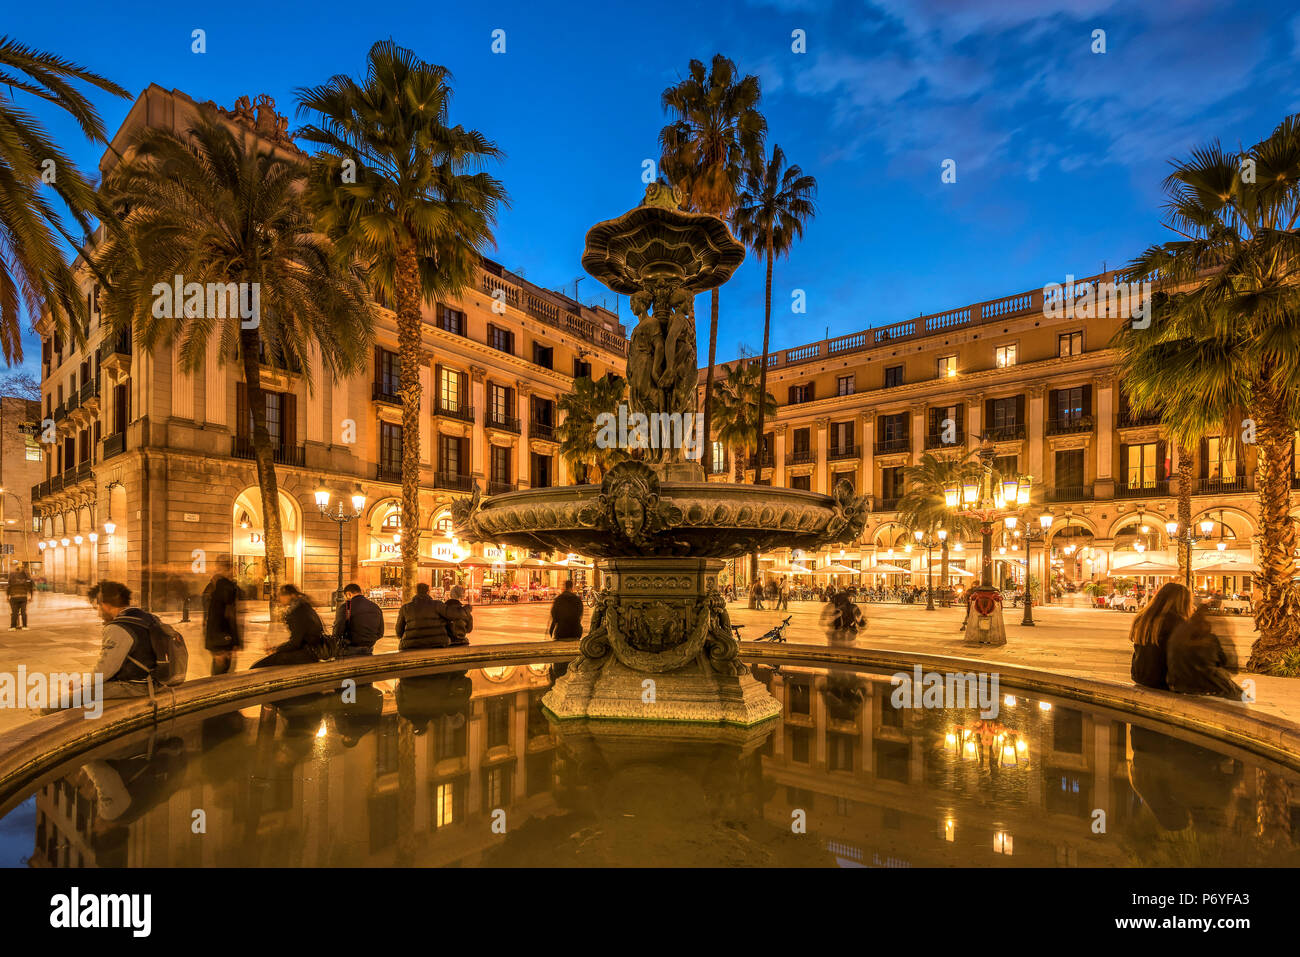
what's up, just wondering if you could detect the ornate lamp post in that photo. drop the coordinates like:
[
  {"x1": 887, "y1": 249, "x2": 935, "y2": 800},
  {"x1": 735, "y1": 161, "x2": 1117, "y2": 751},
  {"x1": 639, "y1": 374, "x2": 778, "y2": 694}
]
[
  {"x1": 944, "y1": 437, "x2": 1031, "y2": 646},
  {"x1": 1005, "y1": 511, "x2": 1053, "y2": 626},
  {"x1": 913, "y1": 528, "x2": 944, "y2": 611},
  {"x1": 315, "y1": 485, "x2": 366, "y2": 608},
  {"x1": 1165, "y1": 513, "x2": 1224, "y2": 590}
]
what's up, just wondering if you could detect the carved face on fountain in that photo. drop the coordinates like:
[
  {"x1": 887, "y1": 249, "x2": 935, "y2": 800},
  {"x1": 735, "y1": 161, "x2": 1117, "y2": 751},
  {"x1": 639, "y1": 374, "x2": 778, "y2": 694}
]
[{"x1": 613, "y1": 485, "x2": 646, "y2": 540}]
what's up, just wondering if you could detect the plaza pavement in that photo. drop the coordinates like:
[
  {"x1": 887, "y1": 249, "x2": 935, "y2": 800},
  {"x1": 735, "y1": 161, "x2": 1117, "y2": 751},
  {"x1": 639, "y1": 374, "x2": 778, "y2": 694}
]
[{"x1": 0, "y1": 590, "x2": 1296, "y2": 737}]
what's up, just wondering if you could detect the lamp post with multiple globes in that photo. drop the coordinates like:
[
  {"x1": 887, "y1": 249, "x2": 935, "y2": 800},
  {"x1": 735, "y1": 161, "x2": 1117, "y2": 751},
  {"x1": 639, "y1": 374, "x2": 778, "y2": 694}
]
[
  {"x1": 944, "y1": 437, "x2": 1031, "y2": 646},
  {"x1": 912, "y1": 528, "x2": 945, "y2": 611},
  {"x1": 315, "y1": 485, "x2": 366, "y2": 608},
  {"x1": 1004, "y1": 511, "x2": 1053, "y2": 626},
  {"x1": 1165, "y1": 513, "x2": 1225, "y2": 591}
]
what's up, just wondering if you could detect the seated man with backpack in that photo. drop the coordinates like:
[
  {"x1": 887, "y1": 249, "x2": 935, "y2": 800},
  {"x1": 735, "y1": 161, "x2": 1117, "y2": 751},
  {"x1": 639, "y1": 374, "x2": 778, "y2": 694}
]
[
  {"x1": 333, "y1": 583, "x2": 384, "y2": 656},
  {"x1": 92, "y1": 580, "x2": 188, "y2": 698},
  {"x1": 396, "y1": 582, "x2": 451, "y2": 650}
]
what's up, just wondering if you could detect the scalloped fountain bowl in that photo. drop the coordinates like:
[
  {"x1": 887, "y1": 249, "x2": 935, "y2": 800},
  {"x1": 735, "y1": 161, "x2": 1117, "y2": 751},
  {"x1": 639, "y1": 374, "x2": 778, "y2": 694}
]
[{"x1": 460, "y1": 479, "x2": 861, "y2": 560}]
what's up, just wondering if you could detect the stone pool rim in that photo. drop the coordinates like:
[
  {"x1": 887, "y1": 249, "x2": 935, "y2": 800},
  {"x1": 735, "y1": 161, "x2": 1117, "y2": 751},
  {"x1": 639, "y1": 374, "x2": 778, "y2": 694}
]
[{"x1": 1, "y1": 640, "x2": 1297, "y2": 817}]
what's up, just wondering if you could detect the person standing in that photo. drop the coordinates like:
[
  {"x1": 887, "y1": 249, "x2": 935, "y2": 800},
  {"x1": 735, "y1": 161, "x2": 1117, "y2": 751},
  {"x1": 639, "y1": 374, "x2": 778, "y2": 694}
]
[
  {"x1": 549, "y1": 580, "x2": 585, "y2": 640},
  {"x1": 201, "y1": 560, "x2": 242, "y2": 675},
  {"x1": 7, "y1": 567, "x2": 33, "y2": 630},
  {"x1": 333, "y1": 583, "x2": 385, "y2": 656},
  {"x1": 778, "y1": 577, "x2": 790, "y2": 611}
]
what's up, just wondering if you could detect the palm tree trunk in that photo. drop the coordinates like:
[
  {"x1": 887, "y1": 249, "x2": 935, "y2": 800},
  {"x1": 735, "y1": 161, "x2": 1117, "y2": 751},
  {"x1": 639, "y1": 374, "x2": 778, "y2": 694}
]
[
  {"x1": 701, "y1": 288, "x2": 719, "y2": 456},
  {"x1": 749, "y1": 241, "x2": 775, "y2": 585},
  {"x1": 940, "y1": 540, "x2": 950, "y2": 595},
  {"x1": 1248, "y1": 388, "x2": 1300, "y2": 671},
  {"x1": 1176, "y1": 443, "x2": 1193, "y2": 581},
  {"x1": 240, "y1": 328, "x2": 284, "y2": 621},
  {"x1": 396, "y1": 242, "x2": 423, "y2": 603}
]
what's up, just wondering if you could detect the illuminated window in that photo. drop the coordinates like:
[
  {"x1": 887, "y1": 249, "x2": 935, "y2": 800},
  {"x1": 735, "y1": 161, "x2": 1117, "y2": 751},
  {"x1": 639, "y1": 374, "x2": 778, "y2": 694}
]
[
  {"x1": 435, "y1": 782, "x2": 455, "y2": 828},
  {"x1": 995, "y1": 344, "x2": 1016, "y2": 368},
  {"x1": 1058, "y1": 331, "x2": 1083, "y2": 357},
  {"x1": 1125, "y1": 443, "x2": 1159, "y2": 490},
  {"x1": 1206, "y1": 437, "x2": 1238, "y2": 483},
  {"x1": 937, "y1": 355, "x2": 957, "y2": 378}
]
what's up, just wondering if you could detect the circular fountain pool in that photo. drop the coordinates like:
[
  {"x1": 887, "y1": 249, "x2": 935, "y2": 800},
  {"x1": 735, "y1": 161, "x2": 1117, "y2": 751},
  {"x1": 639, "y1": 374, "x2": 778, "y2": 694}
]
[{"x1": 0, "y1": 654, "x2": 1295, "y2": 868}]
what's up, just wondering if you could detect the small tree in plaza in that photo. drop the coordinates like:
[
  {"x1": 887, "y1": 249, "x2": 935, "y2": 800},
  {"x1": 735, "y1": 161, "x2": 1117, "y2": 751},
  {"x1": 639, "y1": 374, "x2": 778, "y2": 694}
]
[
  {"x1": 556, "y1": 373, "x2": 628, "y2": 483},
  {"x1": 897, "y1": 450, "x2": 984, "y2": 595}
]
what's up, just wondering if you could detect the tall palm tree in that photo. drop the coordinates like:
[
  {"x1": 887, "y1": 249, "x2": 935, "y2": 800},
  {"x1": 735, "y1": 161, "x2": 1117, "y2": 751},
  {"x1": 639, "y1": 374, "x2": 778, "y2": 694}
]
[
  {"x1": 0, "y1": 38, "x2": 128, "y2": 364},
  {"x1": 659, "y1": 54, "x2": 765, "y2": 451},
  {"x1": 556, "y1": 373, "x2": 628, "y2": 483},
  {"x1": 731, "y1": 144, "x2": 816, "y2": 446},
  {"x1": 1112, "y1": 291, "x2": 1207, "y2": 586},
  {"x1": 97, "y1": 111, "x2": 375, "y2": 608},
  {"x1": 897, "y1": 450, "x2": 983, "y2": 593},
  {"x1": 297, "y1": 40, "x2": 508, "y2": 601},
  {"x1": 1116, "y1": 118, "x2": 1300, "y2": 671},
  {"x1": 709, "y1": 359, "x2": 776, "y2": 483}
]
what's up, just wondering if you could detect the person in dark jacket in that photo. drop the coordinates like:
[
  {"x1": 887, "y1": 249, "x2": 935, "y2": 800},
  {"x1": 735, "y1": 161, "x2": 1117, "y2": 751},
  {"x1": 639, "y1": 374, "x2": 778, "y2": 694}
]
[
  {"x1": 549, "y1": 580, "x2": 585, "y2": 639},
  {"x1": 7, "y1": 568, "x2": 33, "y2": 630},
  {"x1": 1128, "y1": 581, "x2": 1192, "y2": 690},
  {"x1": 201, "y1": 560, "x2": 242, "y2": 675},
  {"x1": 333, "y1": 583, "x2": 384, "y2": 656},
  {"x1": 443, "y1": 584, "x2": 473, "y2": 646},
  {"x1": 396, "y1": 583, "x2": 450, "y2": 650},
  {"x1": 1166, "y1": 605, "x2": 1244, "y2": 699},
  {"x1": 251, "y1": 585, "x2": 328, "y2": 668}
]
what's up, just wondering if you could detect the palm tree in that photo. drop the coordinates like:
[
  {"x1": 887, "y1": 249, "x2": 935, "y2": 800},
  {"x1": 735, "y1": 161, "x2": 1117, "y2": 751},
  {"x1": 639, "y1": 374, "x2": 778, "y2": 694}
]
[
  {"x1": 556, "y1": 374, "x2": 628, "y2": 483},
  {"x1": 1116, "y1": 118, "x2": 1300, "y2": 671},
  {"x1": 297, "y1": 40, "x2": 508, "y2": 601},
  {"x1": 709, "y1": 359, "x2": 776, "y2": 482},
  {"x1": 97, "y1": 110, "x2": 375, "y2": 608},
  {"x1": 897, "y1": 451, "x2": 983, "y2": 593},
  {"x1": 659, "y1": 54, "x2": 765, "y2": 451},
  {"x1": 0, "y1": 38, "x2": 128, "y2": 364},
  {"x1": 1112, "y1": 291, "x2": 1207, "y2": 586},
  {"x1": 732, "y1": 144, "x2": 816, "y2": 446}
]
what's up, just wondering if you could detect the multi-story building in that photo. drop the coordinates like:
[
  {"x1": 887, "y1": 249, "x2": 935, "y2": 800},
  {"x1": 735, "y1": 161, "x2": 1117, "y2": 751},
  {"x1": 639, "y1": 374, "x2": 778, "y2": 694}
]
[
  {"x1": 30, "y1": 85, "x2": 626, "y2": 602},
  {"x1": 700, "y1": 273, "x2": 1287, "y2": 591},
  {"x1": 0, "y1": 394, "x2": 43, "y2": 577}
]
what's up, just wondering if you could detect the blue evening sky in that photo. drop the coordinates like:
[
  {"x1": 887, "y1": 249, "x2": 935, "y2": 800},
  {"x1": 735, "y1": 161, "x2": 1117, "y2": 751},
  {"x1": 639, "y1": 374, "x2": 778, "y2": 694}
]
[{"x1": 8, "y1": 0, "x2": 1300, "y2": 380}]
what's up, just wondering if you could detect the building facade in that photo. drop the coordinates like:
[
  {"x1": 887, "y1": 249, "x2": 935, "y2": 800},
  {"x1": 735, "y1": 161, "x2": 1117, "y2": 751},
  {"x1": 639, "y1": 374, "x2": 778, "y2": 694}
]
[
  {"x1": 0, "y1": 394, "x2": 43, "y2": 577},
  {"x1": 700, "y1": 273, "x2": 1291, "y2": 592},
  {"x1": 30, "y1": 85, "x2": 626, "y2": 604}
]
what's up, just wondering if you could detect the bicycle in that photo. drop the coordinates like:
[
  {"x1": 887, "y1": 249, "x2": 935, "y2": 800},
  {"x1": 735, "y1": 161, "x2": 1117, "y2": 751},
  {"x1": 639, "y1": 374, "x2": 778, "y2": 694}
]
[{"x1": 755, "y1": 616, "x2": 792, "y2": 643}]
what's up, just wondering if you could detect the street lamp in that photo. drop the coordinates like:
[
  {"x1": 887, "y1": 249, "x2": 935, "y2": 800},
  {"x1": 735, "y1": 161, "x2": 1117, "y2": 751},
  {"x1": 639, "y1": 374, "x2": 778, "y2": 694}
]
[
  {"x1": 1005, "y1": 511, "x2": 1052, "y2": 626},
  {"x1": 944, "y1": 434, "x2": 1032, "y2": 646},
  {"x1": 913, "y1": 528, "x2": 942, "y2": 611},
  {"x1": 315, "y1": 485, "x2": 366, "y2": 608},
  {"x1": 1166, "y1": 512, "x2": 1227, "y2": 589}
]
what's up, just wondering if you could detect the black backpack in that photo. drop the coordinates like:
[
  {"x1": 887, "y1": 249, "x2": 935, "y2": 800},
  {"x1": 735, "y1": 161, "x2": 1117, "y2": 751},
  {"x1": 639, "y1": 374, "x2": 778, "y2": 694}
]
[{"x1": 121, "y1": 612, "x2": 189, "y2": 687}]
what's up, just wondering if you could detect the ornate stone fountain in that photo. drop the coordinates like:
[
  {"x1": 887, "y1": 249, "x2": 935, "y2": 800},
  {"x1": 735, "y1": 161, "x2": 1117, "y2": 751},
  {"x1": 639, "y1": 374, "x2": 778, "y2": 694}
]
[{"x1": 454, "y1": 184, "x2": 870, "y2": 725}]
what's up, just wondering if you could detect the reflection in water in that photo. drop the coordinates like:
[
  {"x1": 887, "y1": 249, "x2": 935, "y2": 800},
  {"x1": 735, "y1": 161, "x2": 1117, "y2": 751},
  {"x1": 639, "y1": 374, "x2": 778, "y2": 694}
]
[{"x1": 10, "y1": 662, "x2": 1299, "y2": 867}]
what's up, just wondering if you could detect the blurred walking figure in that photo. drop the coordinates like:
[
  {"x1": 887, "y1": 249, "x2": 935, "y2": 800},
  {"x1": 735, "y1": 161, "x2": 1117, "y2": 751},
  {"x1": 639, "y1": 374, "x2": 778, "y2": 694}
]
[
  {"x1": 548, "y1": 580, "x2": 585, "y2": 640},
  {"x1": 821, "y1": 590, "x2": 864, "y2": 644},
  {"x1": 333, "y1": 583, "x2": 384, "y2": 656},
  {"x1": 778, "y1": 577, "x2": 790, "y2": 611},
  {"x1": 1128, "y1": 582, "x2": 1192, "y2": 690},
  {"x1": 251, "y1": 585, "x2": 329, "y2": 668},
  {"x1": 201, "y1": 559, "x2": 242, "y2": 675},
  {"x1": 1166, "y1": 604, "x2": 1245, "y2": 700},
  {"x1": 7, "y1": 567, "x2": 32, "y2": 630},
  {"x1": 749, "y1": 581, "x2": 765, "y2": 610}
]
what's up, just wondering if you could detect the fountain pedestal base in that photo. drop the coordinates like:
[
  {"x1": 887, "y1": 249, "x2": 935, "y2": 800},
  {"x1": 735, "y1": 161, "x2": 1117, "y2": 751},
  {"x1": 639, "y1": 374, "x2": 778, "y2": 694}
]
[{"x1": 541, "y1": 557, "x2": 779, "y2": 726}]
